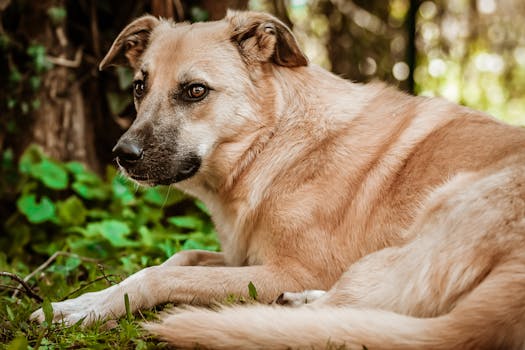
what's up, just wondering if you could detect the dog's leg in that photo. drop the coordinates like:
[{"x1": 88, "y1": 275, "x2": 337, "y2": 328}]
[
  {"x1": 31, "y1": 262, "x2": 301, "y2": 326},
  {"x1": 160, "y1": 249, "x2": 226, "y2": 267}
]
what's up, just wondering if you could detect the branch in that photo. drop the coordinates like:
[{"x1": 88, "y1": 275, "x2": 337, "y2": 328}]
[
  {"x1": 0, "y1": 272, "x2": 43, "y2": 302},
  {"x1": 46, "y1": 48, "x2": 83, "y2": 68},
  {"x1": 12, "y1": 251, "x2": 99, "y2": 298},
  {"x1": 61, "y1": 274, "x2": 117, "y2": 301}
]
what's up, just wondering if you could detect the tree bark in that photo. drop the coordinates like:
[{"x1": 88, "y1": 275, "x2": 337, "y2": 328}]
[{"x1": 21, "y1": 0, "x2": 99, "y2": 170}]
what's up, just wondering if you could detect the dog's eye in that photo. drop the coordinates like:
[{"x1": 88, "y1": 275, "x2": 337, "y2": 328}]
[
  {"x1": 183, "y1": 84, "x2": 208, "y2": 102},
  {"x1": 133, "y1": 80, "x2": 145, "y2": 98}
]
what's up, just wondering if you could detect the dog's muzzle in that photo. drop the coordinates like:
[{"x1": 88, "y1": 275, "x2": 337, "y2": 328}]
[{"x1": 112, "y1": 138, "x2": 201, "y2": 185}]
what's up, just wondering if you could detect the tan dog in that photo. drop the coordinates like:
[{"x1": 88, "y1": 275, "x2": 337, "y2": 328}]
[{"x1": 32, "y1": 11, "x2": 525, "y2": 349}]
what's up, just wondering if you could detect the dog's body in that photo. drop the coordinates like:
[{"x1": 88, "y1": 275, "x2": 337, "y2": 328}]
[{"x1": 32, "y1": 11, "x2": 525, "y2": 349}]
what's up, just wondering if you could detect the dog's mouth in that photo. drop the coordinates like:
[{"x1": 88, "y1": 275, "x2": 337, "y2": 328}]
[{"x1": 116, "y1": 154, "x2": 201, "y2": 186}]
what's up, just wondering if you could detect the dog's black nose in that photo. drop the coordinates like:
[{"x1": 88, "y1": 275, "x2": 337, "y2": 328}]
[{"x1": 113, "y1": 140, "x2": 143, "y2": 163}]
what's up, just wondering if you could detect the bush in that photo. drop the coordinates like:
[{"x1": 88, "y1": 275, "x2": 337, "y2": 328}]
[
  {"x1": 0, "y1": 145, "x2": 217, "y2": 347},
  {"x1": 1, "y1": 145, "x2": 218, "y2": 263}
]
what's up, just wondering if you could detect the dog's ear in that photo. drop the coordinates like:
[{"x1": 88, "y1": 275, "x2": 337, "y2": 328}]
[
  {"x1": 99, "y1": 15, "x2": 160, "y2": 71},
  {"x1": 227, "y1": 11, "x2": 308, "y2": 68}
]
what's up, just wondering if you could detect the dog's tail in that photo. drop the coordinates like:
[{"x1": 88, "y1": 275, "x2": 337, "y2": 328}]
[{"x1": 144, "y1": 267, "x2": 524, "y2": 349}]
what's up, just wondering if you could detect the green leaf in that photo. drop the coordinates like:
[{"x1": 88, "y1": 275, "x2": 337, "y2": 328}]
[
  {"x1": 142, "y1": 186, "x2": 185, "y2": 207},
  {"x1": 6, "y1": 335, "x2": 28, "y2": 350},
  {"x1": 64, "y1": 255, "x2": 81, "y2": 271},
  {"x1": 112, "y1": 176, "x2": 135, "y2": 204},
  {"x1": 190, "y1": 6, "x2": 209, "y2": 22},
  {"x1": 31, "y1": 159, "x2": 68, "y2": 190},
  {"x1": 47, "y1": 6, "x2": 67, "y2": 25},
  {"x1": 124, "y1": 293, "x2": 132, "y2": 322},
  {"x1": 86, "y1": 220, "x2": 137, "y2": 247},
  {"x1": 65, "y1": 161, "x2": 86, "y2": 175},
  {"x1": 75, "y1": 171, "x2": 103, "y2": 184},
  {"x1": 168, "y1": 216, "x2": 203, "y2": 230},
  {"x1": 181, "y1": 232, "x2": 220, "y2": 251},
  {"x1": 72, "y1": 181, "x2": 108, "y2": 200},
  {"x1": 17, "y1": 194, "x2": 56, "y2": 223},
  {"x1": 42, "y1": 298, "x2": 54, "y2": 325},
  {"x1": 5, "y1": 304, "x2": 15, "y2": 321},
  {"x1": 194, "y1": 200, "x2": 210, "y2": 215},
  {"x1": 48, "y1": 255, "x2": 82, "y2": 276},
  {"x1": 19, "y1": 145, "x2": 43, "y2": 174},
  {"x1": 57, "y1": 196, "x2": 87, "y2": 226},
  {"x1": 138, "y1": 226, "x2": 154, "y2": 246},
  {"x1": 27, "y1": 44, "x2": 52, "y2": 72},
  {"x1": 248, "y1": 281, "x2": 258, "y2": 300},
  {"x1": 70, "y1": 169, "x2": 106, "y2": 199}
]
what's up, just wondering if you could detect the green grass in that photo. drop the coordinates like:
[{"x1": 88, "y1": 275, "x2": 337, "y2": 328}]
[{"x1": 0, "y1": 254, "x2": 172, "y2": 349}]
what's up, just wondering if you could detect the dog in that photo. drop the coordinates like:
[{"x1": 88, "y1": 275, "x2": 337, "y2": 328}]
[{"x1": 31, "y1": 10, "x2": 525, "y2": 349}]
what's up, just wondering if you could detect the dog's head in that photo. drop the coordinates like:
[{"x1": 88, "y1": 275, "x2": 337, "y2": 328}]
[{"x1": 100, "y1": 11, "x2": 307, "y2": 187}]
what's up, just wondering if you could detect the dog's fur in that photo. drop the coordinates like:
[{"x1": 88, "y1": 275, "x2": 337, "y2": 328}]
[{"x1": 31, "y1": 11, "x2": 525, "y2": 349}]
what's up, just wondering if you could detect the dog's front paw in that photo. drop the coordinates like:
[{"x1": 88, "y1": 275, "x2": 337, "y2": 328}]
[{"x1": 30, "y1": 286, "x2": 122, "y2": 326}]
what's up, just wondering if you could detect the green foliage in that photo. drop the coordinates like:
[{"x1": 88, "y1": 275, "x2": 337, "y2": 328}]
[
  {"x1": 190, "y1": 6, "x2": 209, "y2": 22},
  {"x1": 0, "y1": 145, "x2": 219, "y2": 348},
  {"x1": 2, "y1": 145, "x2": 219, "y2": 261},
  {"x1": 46, "y1": 6, "x2": 67, "y2": 26},
  {"x1": 16, "y1": 194, "x2": 56, "y2": 224},
  {"x1": 26, "y1": 44, "x2": 52, "y2": 74}
]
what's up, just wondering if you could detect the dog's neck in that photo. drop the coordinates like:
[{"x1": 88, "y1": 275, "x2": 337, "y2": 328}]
[
  {"x1": 223, "y1": 127, "x2": 276, "y2": 193},
  {"x1": 201, "y1": 64, "x2": 371, "y2": 202}
]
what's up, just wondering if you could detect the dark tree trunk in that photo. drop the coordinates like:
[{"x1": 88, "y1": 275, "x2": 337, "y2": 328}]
[{"x1": 21, "y1": 0, "x2": 99, "y2": 170}]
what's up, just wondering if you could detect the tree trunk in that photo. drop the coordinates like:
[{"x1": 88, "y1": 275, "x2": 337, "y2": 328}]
[
  {"x1": 33, "y1": 43, "x2": 98, "y2": 171},
  {"x1": 21, "y1": 0, "x2": 99, "y2": 171}
]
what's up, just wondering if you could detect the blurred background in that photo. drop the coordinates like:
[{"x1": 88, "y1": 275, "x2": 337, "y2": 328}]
[
  {"x1": 1, "y1": 1, "x2": 525, "y2": 346},
  {"x1": 1, "y1": 0, "x2": 524, "y2": 173}
]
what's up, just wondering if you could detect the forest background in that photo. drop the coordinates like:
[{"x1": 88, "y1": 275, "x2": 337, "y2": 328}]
[{"x1": 1, "y1": 0, "x2": 524, "y2": 348}]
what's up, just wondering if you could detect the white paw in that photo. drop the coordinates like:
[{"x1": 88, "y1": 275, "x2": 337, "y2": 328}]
[
  {"x1": 30, "y1": 285, "x2": 124, "y2": 326},
  {"x1": 274, "y1": 290, "x2": 326, "y2": 306}
]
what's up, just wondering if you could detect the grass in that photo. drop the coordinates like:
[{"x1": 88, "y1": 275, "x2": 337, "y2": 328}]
[{"x1": 0, "y1": 251, "x2": 172, "y2": 349}]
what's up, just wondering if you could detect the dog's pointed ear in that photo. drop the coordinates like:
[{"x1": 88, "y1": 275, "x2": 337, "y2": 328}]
[
  {"x1": 99, "y1": 15, "x2": 160, "y2": 71},
  {"x1": 227, "y1": 10, "x2": 308, "y2": 68}
]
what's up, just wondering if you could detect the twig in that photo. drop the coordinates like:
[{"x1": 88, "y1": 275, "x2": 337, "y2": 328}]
[
  {"x1": 0, "y1": 272, "x2": 43, "y2": 302},
  {"x1": 46, "y1": 48, "x2": 83, "y2": 68},
  {"x1": 0, "y1": 284, "x2": 24, "y2": 292},
  {"x1": 12, "y1": 251, "x2": 99, "y2": 298},
  {"x1": 55, "y1": 26, "x2": 68, "y2": 47},
  {"x1": 61, "y1": 274, "x2": 117, "y2": 301},
  {"x1": 97, "y1": 264, "x2": 117, "y2": 285}
]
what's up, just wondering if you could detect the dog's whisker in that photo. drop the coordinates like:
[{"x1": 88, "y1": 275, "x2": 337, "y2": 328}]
[{"x1": 162, "y1": 185, "x2": 172, "y2": 209}]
